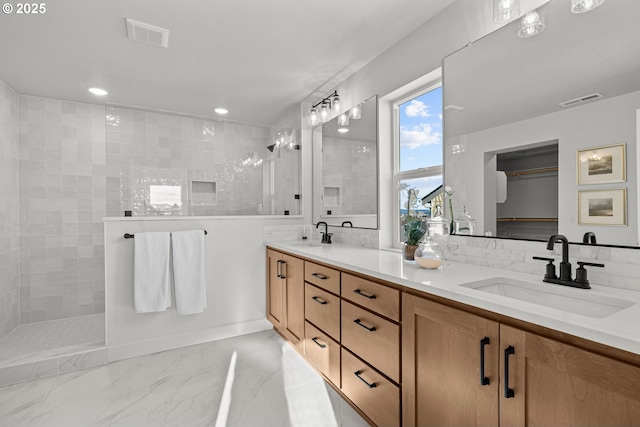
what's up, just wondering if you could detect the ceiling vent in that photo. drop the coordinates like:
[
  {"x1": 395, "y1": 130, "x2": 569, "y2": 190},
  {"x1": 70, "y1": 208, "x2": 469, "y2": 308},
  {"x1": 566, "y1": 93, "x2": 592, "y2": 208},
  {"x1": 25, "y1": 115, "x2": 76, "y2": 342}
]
[
  {"x1": 125, "y1": 18, "x2": 169, "y2": 48},
  {"x1": 558, "y1": 92, "x2": 603, "y2": 108}
]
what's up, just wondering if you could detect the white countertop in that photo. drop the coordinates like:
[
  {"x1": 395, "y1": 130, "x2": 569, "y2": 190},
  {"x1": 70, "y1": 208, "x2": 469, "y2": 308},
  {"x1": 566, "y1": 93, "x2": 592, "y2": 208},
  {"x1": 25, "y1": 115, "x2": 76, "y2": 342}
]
[{"x1": 267, "y1": 241, "x2": 640, "y2": 357}]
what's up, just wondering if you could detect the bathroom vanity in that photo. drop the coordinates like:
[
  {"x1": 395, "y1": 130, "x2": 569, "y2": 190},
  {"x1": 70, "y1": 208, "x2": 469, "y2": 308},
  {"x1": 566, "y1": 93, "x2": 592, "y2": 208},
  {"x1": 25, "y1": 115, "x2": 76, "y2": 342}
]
[{"x1": 266, "y1": 242, "x2": 640, "y2": 427}]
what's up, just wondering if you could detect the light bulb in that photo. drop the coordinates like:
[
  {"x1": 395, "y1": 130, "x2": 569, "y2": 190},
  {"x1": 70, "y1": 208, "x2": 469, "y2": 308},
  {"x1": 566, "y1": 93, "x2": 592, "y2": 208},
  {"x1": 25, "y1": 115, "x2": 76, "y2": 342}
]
[
  {"x1": 493, "y1": 0, "x2": 520, "y2": 23},
  {"x1": 348, "y1": 104, "x2": 361, "y2": 119},
  {"x1": 308, "y1": 108, "x2": 319, "y2": 126},
  {"x1": 571, "y1": 0, "x2": 605, "y2": 13},
  {"x1": 332, "y1": 95, "x2": 341, "y2": 114},
  {"x1": 337, "y1": 113, "x2": 349, "y2": 126},
  {"x1": 518, "y1": 9, "x2": 545, "y2": 38},
  {"x1": 320, "y1": 103, "x2": 330, "y2": 123}
]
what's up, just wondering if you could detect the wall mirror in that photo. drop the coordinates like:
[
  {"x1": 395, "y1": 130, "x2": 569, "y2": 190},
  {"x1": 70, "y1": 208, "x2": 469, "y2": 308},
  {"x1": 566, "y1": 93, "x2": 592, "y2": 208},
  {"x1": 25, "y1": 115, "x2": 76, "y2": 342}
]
[
  {"x1": 312, "y1": 96, "x2": 378, "y2": 229},
  {"x1": 444, "y1": 0, "x2": 640, "y2": 247}
]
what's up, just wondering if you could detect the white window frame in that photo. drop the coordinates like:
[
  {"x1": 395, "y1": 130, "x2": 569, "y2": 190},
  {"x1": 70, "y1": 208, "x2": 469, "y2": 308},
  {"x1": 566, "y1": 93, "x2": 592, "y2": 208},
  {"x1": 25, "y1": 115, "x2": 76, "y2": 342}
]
[{"x1": 392, "y1": 79, "x2": 443, "y2": 248}]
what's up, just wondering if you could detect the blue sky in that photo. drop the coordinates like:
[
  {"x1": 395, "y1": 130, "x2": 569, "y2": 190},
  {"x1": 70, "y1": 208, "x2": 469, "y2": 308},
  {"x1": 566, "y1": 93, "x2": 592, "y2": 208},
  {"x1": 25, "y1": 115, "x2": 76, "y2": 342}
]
[
  {"x1": 399, "y1": 87, "x2": 443, "y2": 172},
  {"x1": 398, "y1": 87, "x2": 443, "y2": 210}
]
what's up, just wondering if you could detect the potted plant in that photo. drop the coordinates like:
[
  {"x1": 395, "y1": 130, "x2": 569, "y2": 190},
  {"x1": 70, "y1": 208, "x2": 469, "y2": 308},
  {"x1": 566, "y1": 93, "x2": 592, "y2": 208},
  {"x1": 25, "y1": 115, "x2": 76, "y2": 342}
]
[{"x1": 401, "y1": 185, "x2": 426, "y2": 262}]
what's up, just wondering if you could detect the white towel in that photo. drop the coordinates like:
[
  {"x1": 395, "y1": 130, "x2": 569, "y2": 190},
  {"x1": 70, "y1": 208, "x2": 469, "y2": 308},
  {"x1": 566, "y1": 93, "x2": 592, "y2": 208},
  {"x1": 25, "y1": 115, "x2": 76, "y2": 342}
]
[
  {"x1": 172, "y1": 230, "x2": 207, "y2": 315},
  {"x1": 134, "y1": 232, "x2": 172, "y2": 313}
]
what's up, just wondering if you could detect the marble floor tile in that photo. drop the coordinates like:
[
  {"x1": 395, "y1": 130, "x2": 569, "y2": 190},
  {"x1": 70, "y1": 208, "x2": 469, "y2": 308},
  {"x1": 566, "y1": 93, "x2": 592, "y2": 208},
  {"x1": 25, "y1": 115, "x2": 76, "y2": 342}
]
[{"x1": 0, "y1": 330, "x2": 369, "y2": 427}]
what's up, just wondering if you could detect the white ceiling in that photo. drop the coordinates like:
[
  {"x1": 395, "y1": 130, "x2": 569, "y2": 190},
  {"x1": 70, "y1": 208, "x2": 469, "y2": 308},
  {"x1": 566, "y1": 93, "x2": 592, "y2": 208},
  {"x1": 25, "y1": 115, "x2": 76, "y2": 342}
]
[
  {"x1": 445, "y1": 0, "x2": 640, "y2": 137},
  {"x1": 0, "y1": 0, "x2": 454, "y2": 125}
]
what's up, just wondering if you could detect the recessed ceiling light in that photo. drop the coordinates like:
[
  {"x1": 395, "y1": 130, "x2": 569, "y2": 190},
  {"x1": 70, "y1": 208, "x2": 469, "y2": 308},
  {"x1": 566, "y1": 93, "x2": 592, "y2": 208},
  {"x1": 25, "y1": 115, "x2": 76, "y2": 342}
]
[
  {"x1": 88, "y1": 87, "x2": 108, "y2": 96},
  {"x1": 213, "y1": 107, "x2": 228, "y2": 115},
  {"x1": 337, "y1": 127, "x2": 349, "y2": 133}
]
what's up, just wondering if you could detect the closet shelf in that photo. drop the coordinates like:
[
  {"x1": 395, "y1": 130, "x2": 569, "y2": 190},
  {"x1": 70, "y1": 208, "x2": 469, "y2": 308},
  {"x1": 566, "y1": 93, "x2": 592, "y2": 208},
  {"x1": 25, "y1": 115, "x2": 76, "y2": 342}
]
[
  {"x1": 497, "y1": 218, "x2": 558, "y2": 223},
  {"x1": 504, "y1": 166, "x2": 558, "y2": 177}
]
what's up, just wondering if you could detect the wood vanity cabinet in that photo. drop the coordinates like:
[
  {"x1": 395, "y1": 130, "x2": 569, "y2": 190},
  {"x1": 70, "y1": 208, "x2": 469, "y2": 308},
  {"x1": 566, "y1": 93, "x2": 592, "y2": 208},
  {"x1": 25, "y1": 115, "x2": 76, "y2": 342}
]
[
  {"x1": 403, "y1": 293, "x2": 640, "y2": 427},
  {"x1": 266, "y1": 249, "x2": 304, "y2": 349}
]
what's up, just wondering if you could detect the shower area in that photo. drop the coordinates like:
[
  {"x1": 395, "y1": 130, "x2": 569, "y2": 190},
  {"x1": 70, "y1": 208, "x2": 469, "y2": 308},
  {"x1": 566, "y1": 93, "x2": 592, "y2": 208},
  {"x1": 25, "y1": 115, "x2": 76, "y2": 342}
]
[{"x1": 0, "y1": 80, "x2": 301, "y2": 383}]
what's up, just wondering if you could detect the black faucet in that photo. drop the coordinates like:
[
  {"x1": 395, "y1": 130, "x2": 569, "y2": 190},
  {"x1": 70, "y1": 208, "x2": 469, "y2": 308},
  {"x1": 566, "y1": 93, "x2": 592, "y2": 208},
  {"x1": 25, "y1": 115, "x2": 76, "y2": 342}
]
[
  {"x1": 533, "y1": 234, "x2": 604, "y2": 289},
  {"x1": 547, "y1": 234, "x2": 571, "y2": 281},
  {"x1": 582, "y1": 232, "x2": 597, "y2": 245},
  {"x1": 316, "y1": 221, "x2": 332, "y2": 244}
]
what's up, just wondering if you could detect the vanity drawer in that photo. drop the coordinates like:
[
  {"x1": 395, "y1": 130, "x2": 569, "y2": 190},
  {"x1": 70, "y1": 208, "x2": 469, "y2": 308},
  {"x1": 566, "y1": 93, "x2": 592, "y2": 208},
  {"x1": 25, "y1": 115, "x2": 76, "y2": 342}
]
[
  {"x1": 341, "y1": 348, "x2": 400, "y2": 427},
  {"x1": 304, "y1": 261, "x2": 340, "y2": 295},
  {"x1": 305, "y1": 283, "x2": 340, "y2": 341},
  {"x1": 342, "y1": 273, "x2": 400, "y2": 322},
  {"x1": 342, "y1": 300, "x2": 400, "y2": 383},
  {"x1": 304, "y1": 321, "x2": 340, "y2": 387}
]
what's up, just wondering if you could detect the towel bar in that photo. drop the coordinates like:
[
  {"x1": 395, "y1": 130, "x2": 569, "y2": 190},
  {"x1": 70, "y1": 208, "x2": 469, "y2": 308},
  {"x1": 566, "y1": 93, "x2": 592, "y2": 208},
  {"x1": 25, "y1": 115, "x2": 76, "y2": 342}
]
[{"x1": 124, "y1": 230, "x2": 207, "y2": 239}]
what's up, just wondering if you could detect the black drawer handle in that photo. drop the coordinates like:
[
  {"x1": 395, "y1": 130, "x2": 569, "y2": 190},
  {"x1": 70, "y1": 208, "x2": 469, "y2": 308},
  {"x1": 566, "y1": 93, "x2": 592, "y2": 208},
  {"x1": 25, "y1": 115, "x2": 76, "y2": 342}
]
[
  {"x1": 354, "y1": 370, "x2": 377, "y2": 388},
  {"x1": 276, "y1": 259, "x2": 284, "y2": 279},
  {"x1": 311, "y1": 337, "x2": 326, "y2": 348},
  {"x1": 353, "y1": 318, "x2": 376, "y2": 332},
  {"x1": 504, "y1": 346, "x2": 515, "y2": 398},
  {"x1": 480, "y1": 337, "x2": 490, "y2": 386},
  {"x1": 354, "y1": 289, "x2": 376, "y2": 299},
  {"x1": 311, "y1": 296, "x2": 327, "y2": 305},
  {"x1": 311, "y1": 272, "x2": 327, "y2": 280}
]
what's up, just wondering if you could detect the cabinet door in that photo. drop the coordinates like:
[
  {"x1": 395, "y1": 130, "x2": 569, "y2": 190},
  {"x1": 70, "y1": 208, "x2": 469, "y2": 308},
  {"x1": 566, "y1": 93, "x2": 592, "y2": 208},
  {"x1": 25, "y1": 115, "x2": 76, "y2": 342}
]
[
  {"x1": 282, "y1": 253, "x2": 304, "y2": 345},
  {"x1": 500, "y1": 325, "x2": 640, "y2": 427},
  {"x1": 402, "y1": 294, "x2": 499, "y2": 427},
  {"x1": 266, "y1": 249, "x2": 283, "y2": 329}
]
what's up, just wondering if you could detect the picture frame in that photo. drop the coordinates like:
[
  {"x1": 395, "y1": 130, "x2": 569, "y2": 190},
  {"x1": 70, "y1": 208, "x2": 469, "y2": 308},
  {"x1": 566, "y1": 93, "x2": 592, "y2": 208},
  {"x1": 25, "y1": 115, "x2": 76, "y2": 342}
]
[
  {"x1": 577, "y1": 143, "x2": 626, "y2": 184},
  {"x1": 578, "y1": 189, "x2": 627, "y2": 226}
]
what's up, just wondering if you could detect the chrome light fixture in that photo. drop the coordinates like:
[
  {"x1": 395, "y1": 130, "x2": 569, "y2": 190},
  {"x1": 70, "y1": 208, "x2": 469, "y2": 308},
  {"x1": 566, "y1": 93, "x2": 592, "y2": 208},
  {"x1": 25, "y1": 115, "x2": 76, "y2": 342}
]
[
  {"x1": 307, "y1": 91, "x2": 340, "y2": 126},
  {"x1": 493, "y1": 0, "x2": 520, "y2": 23},
  {"x1": 571, "y1": 0, "x2": 605, "y2": 13},
  {"x1": 518, "y1": 9, "x2": 545, "y2": 38}
]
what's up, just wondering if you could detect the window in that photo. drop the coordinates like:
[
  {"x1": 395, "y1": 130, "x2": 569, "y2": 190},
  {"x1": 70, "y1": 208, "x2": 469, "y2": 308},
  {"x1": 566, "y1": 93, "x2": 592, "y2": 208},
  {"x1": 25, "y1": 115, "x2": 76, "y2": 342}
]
[{"x1": 394, "y1": 83, "x2": 443, "y2": 246}]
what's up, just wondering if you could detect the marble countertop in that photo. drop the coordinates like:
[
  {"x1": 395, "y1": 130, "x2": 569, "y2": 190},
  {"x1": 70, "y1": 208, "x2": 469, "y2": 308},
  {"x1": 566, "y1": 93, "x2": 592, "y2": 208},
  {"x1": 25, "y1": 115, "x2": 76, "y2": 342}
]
[{"x1": 266, "y1": 241, "x2": 640, "y2": 356}]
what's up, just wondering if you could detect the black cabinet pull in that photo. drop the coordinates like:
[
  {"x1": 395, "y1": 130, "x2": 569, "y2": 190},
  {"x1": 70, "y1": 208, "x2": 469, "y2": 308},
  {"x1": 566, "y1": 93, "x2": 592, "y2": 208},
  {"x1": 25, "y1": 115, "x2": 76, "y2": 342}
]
[
  {"x1": 354, "y1": 370, "x2": 377, "y2": 388},
  {"x1": 311, "y1": 273, "x2": 327, "y2": 280},
  {"x1": 353, "y1": 319, "x2": 376, "y2": 332},
  {"x1": 504, "y1": 346, "x2": 515, "y2": 398},
  {"x1": 480, "y1": 337, "x2": 490, "y2": 386},
  {"x1": 311, "y1": 337, "x2": 326, "y2": 348},
  {"x1": 354, "y1": 289, "x2": 376, "y2": 299},
  {"x1": 311, "y1": 296, "x2": 327, "y2": 305}
]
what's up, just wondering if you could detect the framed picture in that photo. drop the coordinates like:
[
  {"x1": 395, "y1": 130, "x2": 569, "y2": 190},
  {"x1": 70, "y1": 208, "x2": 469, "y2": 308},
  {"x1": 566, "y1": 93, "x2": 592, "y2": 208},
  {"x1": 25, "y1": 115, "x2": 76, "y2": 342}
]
[
  {"x1": 577, "y1": 143, "x2": 626, "y2": 184},
  {"x1": 578, "y1": 189, "x2": 627, "y2": 226}
]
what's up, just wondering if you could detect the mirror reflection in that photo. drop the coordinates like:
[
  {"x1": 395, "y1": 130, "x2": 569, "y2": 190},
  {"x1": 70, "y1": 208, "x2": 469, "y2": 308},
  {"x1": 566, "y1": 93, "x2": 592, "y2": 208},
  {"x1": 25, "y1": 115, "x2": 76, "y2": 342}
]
[
  {"x1": 312, "y1": 96, "x2": 378, "y2": 229},
  {"x1": 444, "y1": 0, "x2": 640, "y2": 246}
]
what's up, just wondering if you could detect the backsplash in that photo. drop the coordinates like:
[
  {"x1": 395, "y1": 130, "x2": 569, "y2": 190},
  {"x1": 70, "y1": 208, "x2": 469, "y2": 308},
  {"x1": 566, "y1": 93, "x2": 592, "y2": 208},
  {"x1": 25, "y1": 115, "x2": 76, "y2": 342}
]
[{"x1": 444, "y1": 235, "x2": 640, "y2": 293}]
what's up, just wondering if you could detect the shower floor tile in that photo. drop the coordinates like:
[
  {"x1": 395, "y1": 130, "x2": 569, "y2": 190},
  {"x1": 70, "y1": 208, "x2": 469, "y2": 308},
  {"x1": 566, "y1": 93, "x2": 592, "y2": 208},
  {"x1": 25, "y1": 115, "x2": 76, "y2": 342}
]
[{"x1": 0, "y1": 314, "x2": 105, "y2": 367}]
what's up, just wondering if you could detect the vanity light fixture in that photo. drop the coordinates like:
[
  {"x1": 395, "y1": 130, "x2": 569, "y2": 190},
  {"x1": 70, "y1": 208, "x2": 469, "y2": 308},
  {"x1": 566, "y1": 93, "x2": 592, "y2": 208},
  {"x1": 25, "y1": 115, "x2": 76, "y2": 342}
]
[
  {"x1": 493, "y1": 0, "x2": 521, "y2": 23},
  {"x1": 88, "y1": 87, "x2": 108, "y2": 96},
  {"x1": 518, "y1": 9, "x2": 545, "y2": 38},
  {"x1": 337, "y1": 113, "x2": 349, "y2": 126},
  {"x1": 571, "y1": 0, "x2": 605, "y2": 13},
  {"x1": 307, "y1": 90, "x2": 340, "y2": 126}
]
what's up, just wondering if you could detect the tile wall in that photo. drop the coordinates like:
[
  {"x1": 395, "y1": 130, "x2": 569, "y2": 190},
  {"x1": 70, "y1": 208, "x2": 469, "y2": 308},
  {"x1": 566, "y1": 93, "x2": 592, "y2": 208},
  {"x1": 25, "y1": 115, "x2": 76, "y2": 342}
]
[
  {"x1": 0, "y1": 81, "x2": 20, "y2": 338},
  {"x1": 444, "y1": 235, "x2": 640, "y2": 293},
  {"x1": 321, "y1": 136, "x2": 376, "y2": 216},
  {"x1": 105, "y1": 106, "x2": 299, "y2": 217},
  {"x1": 18, "y1": 96, "x2": 106, "y2": 323}
]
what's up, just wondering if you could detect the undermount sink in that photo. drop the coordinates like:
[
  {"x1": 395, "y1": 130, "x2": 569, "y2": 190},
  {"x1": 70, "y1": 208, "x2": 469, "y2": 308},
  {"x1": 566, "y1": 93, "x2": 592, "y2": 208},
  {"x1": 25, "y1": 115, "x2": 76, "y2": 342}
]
[
  {"x1": 289, "y1": 241, "x2": 323, "y2": 248},
  {"x1": 461, "y1": 277, "x2": 635, "y2": 318}
]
